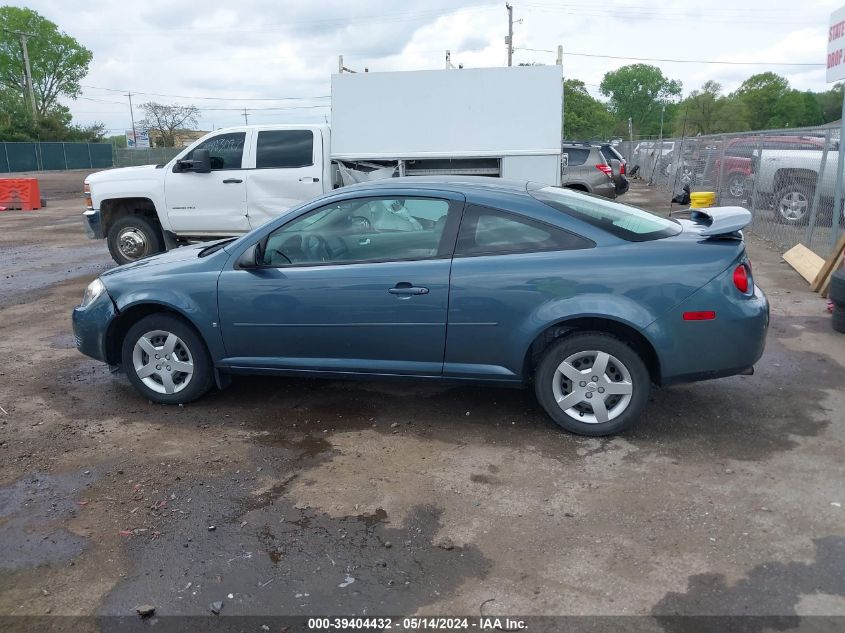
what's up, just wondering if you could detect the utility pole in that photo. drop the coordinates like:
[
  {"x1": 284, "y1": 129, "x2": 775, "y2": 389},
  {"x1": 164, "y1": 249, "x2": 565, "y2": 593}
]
[
  {"x1": 242, "y1": 108, "x2": 249, "y2": 125},
  {"x1": 505, "y1": 3, "x2": 513, "y2": 66},
  {"x1": 127, "y1": 91, "x2": 137, "y2": 148},
  {"x1": 3, "y1": 29, "x2": 38, "y2": 118}
]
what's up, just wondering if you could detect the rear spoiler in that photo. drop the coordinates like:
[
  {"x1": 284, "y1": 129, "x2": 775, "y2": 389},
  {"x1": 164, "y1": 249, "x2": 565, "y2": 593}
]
[{"x1": 689, "y1": 206, "x2": 752, "y2": 236}]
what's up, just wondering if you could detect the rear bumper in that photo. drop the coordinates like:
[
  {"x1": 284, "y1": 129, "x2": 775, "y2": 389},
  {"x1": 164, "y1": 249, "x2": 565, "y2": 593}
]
[
  {"x1": 83, "y1": 209, "x2": 104, "y2": 239},
  {"x1": 645, "y1": 273, "x2": 769, "y2": 386},
  {"x1": 591, "y1": 181, "x2": 617, "y2": 199}
]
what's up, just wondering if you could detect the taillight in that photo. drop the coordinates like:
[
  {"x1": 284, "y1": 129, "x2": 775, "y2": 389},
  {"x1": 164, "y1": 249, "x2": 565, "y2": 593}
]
[
  {"x1": 620, "y1": 162, "x2": 626, "y2": 175},
  {"x1": 83, "y1": 182, "x2": 92, "y2": 209},
  {"x1": 733, "y1": 264, "x2": 749, "y2": 293},
  {"x1": 596, "y1": 164, "x2": 612, "y2": 177}
]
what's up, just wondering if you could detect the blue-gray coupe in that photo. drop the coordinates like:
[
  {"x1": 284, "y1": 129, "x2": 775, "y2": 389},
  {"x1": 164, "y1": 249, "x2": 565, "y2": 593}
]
[{"x1": 73, "y1": 178, "x2": 769, "y2": 436}]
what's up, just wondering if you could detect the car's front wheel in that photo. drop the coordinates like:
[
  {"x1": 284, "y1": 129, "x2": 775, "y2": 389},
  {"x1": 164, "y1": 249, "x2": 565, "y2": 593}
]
[
  {"x1": 534, "y1": 333, "x2": 650, "y2": 436},
  {"x1": 121, "y1": 314, "x2": 214, "y2": 404},
  {"x1": 107, "y1": 215, "x2": 164, "y2": 265}
]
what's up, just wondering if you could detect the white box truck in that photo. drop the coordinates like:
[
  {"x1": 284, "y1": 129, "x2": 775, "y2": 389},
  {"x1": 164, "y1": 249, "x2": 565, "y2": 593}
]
[{"x1": 83, "y1": 65, "x2": 563, "y2": 264}]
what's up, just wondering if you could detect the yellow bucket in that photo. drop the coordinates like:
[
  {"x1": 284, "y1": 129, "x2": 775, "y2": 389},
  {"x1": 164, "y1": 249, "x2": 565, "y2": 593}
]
[{"x1": 689, "y1": 191, "x2": 716, "y2": 208}]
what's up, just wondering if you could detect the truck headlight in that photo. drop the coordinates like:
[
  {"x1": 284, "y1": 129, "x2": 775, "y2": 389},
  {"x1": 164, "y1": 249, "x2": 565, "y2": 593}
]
[{"x1": 80, "y1": 278, "x2": 106, "y2": 308}]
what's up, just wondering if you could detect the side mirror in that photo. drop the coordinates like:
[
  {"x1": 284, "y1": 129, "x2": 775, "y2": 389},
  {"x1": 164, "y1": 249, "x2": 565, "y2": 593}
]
[
  {"x1": 191, "y1": 148, "x2": 211, "y2": 173},
  {"x1": 237, "y1": 244, "x2": 259, "y2": 269}
]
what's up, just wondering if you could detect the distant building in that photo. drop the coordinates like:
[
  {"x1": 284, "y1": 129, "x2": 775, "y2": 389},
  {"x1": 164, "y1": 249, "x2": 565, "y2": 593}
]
[{"x1": 149, "y1": 129, "x2": 209, "y2": 148}]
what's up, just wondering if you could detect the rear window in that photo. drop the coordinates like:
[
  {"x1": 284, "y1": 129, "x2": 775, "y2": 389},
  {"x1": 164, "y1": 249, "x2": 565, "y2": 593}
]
[
  {"x1": 562, "y1": 148, "x2": 590, "y2": 166},
  {"x1": 529, "y1": 185, "x2": 681, "y2": 241},
  {"x1": 599, "y1": 146, "x2": 623, "y2": 163}
]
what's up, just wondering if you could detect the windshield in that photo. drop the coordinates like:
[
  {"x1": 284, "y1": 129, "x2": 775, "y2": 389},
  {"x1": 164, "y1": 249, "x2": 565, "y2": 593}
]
[{"x1": 529, "y1": 185, "x2": 681, "y2": 241}]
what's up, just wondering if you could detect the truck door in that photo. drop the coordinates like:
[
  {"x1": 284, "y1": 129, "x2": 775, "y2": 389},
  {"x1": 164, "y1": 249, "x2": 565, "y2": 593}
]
[
  {"x1": 165, "y1": 130, "x2": 251, "y2": 235},
  {"x1": 245, "y1": 128, "x2": 324, "y2": 228}
]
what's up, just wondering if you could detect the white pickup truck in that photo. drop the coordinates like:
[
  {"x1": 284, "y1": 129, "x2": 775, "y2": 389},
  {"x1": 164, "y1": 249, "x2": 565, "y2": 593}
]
[
  {"x1": 754, "y1": 145, "x2": 844, "y2": 225},
  {"x1": 84, "y1": 65, "x2": 564, "y2": 263}
]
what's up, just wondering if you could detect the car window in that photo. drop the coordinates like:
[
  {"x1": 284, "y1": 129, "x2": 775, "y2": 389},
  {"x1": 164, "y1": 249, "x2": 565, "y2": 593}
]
[
  {"x1": 529, "y1": 185, "x2": 681, "y2": 242},
  {"x1": 184, "y1": 132, "x2": 245, "y2": 170},
  {"x1": 259, "y1": 197, "x2": 454, "y2": 267},
  {"x1": 256, "y1": 130, "x2": 314, "y2": 169},
  {"x1": 455, "y1": 204, "x2": 594, "y2": 256},
  {"x1": 562, "y1": 148, "x2": 590, "y2": 166}
]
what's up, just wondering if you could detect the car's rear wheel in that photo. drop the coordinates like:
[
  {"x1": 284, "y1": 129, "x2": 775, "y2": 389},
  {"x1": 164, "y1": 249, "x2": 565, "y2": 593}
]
[
  {"x1": 774, "y1": 182, "x2": 814, "y2": 225},
  {"x1": 121, "y1": 314, "x2": 213, "y2": 404},
  {"x1": 534, "y1": 333, "x2": 649, "y2": 436}
]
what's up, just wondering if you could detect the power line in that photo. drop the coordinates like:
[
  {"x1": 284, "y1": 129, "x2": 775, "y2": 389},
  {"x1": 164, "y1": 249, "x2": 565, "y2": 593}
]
[
  {"x1": 80, "y1": 84, "x2": 331, "y2": 102},
  {"x1": 514, "y1": 47, "x2": 823, "y2": 66}
]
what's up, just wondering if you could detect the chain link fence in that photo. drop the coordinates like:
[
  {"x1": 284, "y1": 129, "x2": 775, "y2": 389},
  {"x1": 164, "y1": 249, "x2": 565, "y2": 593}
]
[
  {"x1": 113, "y1": 147, "x2": 181, "y2": 167},
  {"x1": 618, "y1": 125, "x2": 845, "y2": 259}
]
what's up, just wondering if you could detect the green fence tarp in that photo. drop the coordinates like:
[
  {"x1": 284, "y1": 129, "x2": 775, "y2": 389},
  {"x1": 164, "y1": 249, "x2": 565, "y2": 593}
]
[{"x1": 0, "y1": 142, "x2": 113, "y2": 172}]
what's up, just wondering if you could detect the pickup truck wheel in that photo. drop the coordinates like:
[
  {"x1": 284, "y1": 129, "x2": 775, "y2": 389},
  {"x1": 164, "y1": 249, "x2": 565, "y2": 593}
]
[
  {"x1": 726, "y1": 174, "x2": 746, "y2": 198},
  {"x1": 121, "y1": 314, "x2": 214, "y2": 404},
  {"x1": 534, "y1": 333, "x2": 649, "y2": 437},
  {"x1": 107, "y1": 215, "x2": 164, "y2": 265},
  {"x1": 774, "y1": 182, "x2": 813, "y2": 225}
]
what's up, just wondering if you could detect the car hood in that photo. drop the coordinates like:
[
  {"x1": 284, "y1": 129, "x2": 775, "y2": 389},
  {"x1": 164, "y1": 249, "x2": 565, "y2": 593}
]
[
  {"x1": 86, "y1": 164, "x2": 162, "y2": 184},
  {"x1": 101, "y1": 240, "x2": 231, "y2": 278}
]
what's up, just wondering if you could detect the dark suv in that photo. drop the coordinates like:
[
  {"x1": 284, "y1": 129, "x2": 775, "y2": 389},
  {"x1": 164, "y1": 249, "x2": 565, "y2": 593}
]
[{"x1": 561, "y1": 142, "x2": 627, "y2": 198}]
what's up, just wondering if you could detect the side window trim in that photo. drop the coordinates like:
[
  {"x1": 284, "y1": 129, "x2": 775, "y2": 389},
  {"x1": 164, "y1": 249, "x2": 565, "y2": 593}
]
[
  {"x1": 454, "y1": 204, "x2": 594, "y2": 259},
  {"x1": 257, "y1": 195, "x2": 464, "y2": 269},
  {"x1": 179, "y1": 131, "x2": 248, "y2": 171},
  {"x1": 255, "y1": 129, "x2": 316, "y2": 170}
]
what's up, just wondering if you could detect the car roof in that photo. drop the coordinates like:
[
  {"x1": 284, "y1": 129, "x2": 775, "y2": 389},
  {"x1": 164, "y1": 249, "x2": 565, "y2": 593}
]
[{"x1": 337, "y1": 175, "x2": 535, "y2": 196}]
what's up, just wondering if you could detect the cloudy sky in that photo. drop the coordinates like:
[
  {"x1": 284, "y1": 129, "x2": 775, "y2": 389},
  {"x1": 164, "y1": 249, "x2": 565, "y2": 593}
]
[{"x1": 10, "y1": 0, "x2": 840, "y2": 135}]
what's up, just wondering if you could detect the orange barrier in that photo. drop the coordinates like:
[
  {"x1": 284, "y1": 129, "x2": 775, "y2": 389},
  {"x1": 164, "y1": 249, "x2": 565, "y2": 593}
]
[{"x1": 0, "y1": 178, "x2": 41, "y2": 211}]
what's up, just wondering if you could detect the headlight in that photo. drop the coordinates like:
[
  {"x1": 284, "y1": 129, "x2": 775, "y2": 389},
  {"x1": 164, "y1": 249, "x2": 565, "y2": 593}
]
[{"x1": 80, "y1": 278, "x2": 106, "y2": 308}]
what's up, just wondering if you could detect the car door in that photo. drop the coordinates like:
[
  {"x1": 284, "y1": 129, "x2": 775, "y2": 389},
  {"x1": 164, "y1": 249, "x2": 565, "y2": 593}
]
[
  {"x1": 246, "y1": 127, "x2": 325, "y2": 229},
  {"x1": 217, "y1": 192, "x2": 464, "y2": 376},
  {"x1": 165, "y1": 130, "x2": 252, "y2": 235}
]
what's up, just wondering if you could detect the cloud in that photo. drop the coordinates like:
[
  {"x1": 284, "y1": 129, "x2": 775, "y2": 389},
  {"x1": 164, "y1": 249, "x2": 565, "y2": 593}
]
[{"x1": 6, "y1": 0, "x2": 835, "y2": 133}]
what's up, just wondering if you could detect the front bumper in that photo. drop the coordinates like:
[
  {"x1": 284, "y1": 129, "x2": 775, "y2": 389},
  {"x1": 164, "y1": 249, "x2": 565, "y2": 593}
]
[
  {"x1": 72, "y1": 289, "x2": 117, "y2": 363},
  {"x1": 83, "y1": 209, "x2": 104, "y2": 239}
]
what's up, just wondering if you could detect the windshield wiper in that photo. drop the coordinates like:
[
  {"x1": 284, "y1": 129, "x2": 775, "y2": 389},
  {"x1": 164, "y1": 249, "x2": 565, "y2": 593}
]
[{"x1": 199, "y1": 238, "x2": 237, "y2": 257}]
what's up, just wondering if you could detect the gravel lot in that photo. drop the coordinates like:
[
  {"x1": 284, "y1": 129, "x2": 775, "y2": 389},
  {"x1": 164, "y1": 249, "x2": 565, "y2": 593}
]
[{"x1": 0, "y1": 172, "x2": 843, "y2": 627}]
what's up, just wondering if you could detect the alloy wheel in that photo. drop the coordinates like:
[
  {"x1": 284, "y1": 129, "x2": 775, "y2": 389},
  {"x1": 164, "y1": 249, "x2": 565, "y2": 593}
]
[
  {"x1": 778, "y1": 191, "x2": 808, "y2": 222},
  {"x1": 551, "y1": 350, "x2": 634, "y2": 424},
  {"x1": 132, "y1": 330, "x2": 194, "y2": 394}
]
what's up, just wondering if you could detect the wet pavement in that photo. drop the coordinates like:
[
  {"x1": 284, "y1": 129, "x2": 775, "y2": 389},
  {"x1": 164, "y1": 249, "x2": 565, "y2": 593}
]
[{"x1": 0, "y1": 174, "x2": 843, "y2": 626}]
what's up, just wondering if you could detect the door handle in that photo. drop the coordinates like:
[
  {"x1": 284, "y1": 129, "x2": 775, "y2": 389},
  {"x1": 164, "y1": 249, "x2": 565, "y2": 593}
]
[
  {"x1": 222, "y1": 178, "x2": 243, "y2": 184},
  {"x1": 388, "y1": 283, "x2": 429, "y2": 296},
  {"x1": 298, "y1": 177, "x2": 320, "y2": 183}
]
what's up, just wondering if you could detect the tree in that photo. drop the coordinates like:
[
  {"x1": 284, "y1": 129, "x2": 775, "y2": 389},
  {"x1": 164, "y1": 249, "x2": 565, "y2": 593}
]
[
  {"x1": 816, "y1": 83, "x2": 844, "y2": 123},
  {"x1": 672, "y1": 81, "x2": 749, "y2": 135},
  {"x1": 0, "y1": 6, "x2": 92, "y2": 118},
  {"x1": 732, "y1": 72, "x2": 792, "y2": 130},
  {"x1": 139, "y1": 102, "x2": 200, "y2": 147},
  {"x1": 563, "y1": 79, "x2": 615, "y2": 140},
  {"x1": 599, "y1": 64, "x2": 681, "y2": 135}
]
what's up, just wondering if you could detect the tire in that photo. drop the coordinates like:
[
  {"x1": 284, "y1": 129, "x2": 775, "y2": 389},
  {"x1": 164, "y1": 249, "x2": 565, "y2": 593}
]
[
  {"x1": 726, "y1": 174, "x2": 746, "y2": 199},
  {"x1": 830, "y1": 270, "x2": 845, "y2": 305},
  {"x1": 107, "y1": 215, "x2": 164, "y2": 265},
  {"x1": 121, "y1": 314, "x2": 214, "y2": 405},
  {"x1": 833, "y1": 304, "x2": 845, "y2": 334},
  {"x1": 534, "y1": 332, "x2": 650, "y2": 436},
  {"x1": 773, "y1": 181, "x2": 814, "y2": 225}
]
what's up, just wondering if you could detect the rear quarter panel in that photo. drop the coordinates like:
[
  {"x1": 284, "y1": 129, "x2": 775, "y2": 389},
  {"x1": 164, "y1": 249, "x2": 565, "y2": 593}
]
[{"x1": 444, "y1": 210, "x2": 745, "y2": 381}]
